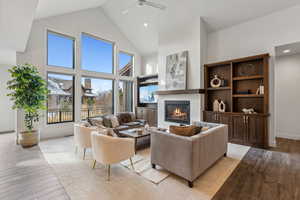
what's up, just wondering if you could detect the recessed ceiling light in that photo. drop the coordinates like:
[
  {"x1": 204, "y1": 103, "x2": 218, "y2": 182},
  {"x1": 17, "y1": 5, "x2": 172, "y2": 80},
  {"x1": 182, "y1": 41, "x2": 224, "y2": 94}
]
[
  {"x1": 144, "y1": 23, "x2": 148, "y2": 27},
  {"x1": 122, "y1": 9, "x2": 129, "y2": 15},
  {"x1": 283, "y1": 49, "x2": 291, "y2": 54}
]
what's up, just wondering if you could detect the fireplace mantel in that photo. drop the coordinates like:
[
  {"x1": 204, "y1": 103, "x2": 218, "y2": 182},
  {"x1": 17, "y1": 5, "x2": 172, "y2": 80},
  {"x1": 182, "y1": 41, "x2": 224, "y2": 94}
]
[{"x1": 156, "y1": 89, "x2": 205, "y2": 95}]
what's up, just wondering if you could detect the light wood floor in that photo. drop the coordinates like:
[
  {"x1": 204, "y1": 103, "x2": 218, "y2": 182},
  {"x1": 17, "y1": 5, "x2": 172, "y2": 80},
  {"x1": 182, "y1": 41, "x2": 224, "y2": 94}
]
[
  {"x1": 0, "y1": 133, "x2": 70, "y2": 200},
  {"x1": 212, "y1": 138, "x2": 300, "y2": 200}
]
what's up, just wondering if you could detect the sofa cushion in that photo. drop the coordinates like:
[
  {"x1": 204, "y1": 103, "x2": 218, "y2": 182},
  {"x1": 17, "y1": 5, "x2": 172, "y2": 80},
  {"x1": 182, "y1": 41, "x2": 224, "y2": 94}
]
[
  {"x1": 110, "y1": 115, "x2": 120, "y2": 128},
  {"x1": 169, "y1": 125, "x2": 202, "y2": 137},
  {"x1": 88, "y1": 117, "x2": 103, "y2": 127},
  {"x1": 117, "y1": 112, "x2": 133, "y2": 124}
]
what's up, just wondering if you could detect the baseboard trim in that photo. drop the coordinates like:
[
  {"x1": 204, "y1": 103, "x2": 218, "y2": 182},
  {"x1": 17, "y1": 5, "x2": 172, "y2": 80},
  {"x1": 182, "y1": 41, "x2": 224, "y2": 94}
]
[
  {"x1": 277, "y1": 132, "x2": 300, "y2": 141},
  {"x1": 0, "y1": 130, "x2": 14, "y2": 134}
]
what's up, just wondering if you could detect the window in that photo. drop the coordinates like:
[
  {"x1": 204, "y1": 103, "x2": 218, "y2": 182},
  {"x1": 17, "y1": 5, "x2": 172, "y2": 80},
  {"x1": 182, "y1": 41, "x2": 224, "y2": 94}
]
[
  {"x1": 119, "y1": 51, "x2": 133, "y2": 77},
  {"x1": 119, "y1": 80, "x2": 133, "y2": 112},
  {"x1": 81, "y1": 33, "x2": 114, "y2": 73},
  {"x1": 47, "y1": 31, "x2": 75, "y2": 68},
  {"x1": 81, "y1": 77, "x2": 114, "y2": 120},
  {"x1": 47, "y1": 73, "x2": 74, "y2": 124}
]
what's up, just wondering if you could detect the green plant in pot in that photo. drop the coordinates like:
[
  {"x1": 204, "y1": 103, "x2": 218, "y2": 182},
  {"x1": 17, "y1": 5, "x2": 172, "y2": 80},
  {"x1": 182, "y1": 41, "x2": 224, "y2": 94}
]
[{"x1": 7, "y1": 64, "x2": 48, "y2": 148}]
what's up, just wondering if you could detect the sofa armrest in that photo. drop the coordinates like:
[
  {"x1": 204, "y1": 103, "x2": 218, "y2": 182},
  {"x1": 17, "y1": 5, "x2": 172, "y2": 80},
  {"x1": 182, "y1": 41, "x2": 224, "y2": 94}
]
[
  {"x1": 136, "y1": 119, "x2": 146, "y2": 125},
  {"x1": 150, "y1": 130, "x2": 193, "y2": 180}
]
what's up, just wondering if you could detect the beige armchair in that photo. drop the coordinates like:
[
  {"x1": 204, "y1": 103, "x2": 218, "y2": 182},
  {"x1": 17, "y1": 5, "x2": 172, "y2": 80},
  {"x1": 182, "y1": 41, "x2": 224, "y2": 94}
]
[
  {"x1": 74, "y1": 124, "x2": 97, "y2": 160},
  {"x1": 91, "y1": 131, "x2": 135, "y2": 180}
]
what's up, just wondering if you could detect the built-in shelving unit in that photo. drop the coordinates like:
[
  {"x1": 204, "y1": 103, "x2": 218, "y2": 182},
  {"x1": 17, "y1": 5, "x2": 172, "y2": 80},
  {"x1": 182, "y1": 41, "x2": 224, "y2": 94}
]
[{"x1": 203, "y1": 53, "x2": 270, "y2": 148}]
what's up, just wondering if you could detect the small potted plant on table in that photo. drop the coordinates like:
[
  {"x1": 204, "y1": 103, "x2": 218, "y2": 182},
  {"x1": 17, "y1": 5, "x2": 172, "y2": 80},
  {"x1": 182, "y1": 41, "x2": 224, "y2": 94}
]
[{"x1": 7, "y1": 64, "x2": 48, "y2": 148}]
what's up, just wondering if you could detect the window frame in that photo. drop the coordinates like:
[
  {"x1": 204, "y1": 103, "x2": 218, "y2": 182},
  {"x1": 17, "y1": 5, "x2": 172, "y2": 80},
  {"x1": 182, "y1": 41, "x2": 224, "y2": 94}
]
[
  {"x1": 118, "y1": 50, "x2": 134, "y2": 77},
  {"x1": 47, "y1": 30, "x2": 76, "y2": 69},
  {"x1": 46, "y1": 72, "x2": 75, "y2": 124},
  {"x1": 81, "y1": 32, "x2": 116, "y2": 75}
]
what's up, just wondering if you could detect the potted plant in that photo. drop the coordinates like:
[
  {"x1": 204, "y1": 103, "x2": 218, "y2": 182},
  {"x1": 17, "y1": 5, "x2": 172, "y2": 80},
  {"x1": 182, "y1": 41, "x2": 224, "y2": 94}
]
[{"x1": 7, "y1": 64, "x2": 48, "y2": 148}]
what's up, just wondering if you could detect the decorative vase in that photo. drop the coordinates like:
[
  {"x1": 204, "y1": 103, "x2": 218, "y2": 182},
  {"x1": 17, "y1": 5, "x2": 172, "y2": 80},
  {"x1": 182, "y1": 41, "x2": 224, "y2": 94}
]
[
  {"x1": 18, "y1": 130, "x2": 40, "y2": 148},
  {"x1": 210, "y1": 75, "x2": 222, "y2": 88},
  {"x1": 219, "y1": 101, "x2": 226, "y2": 112},
  {"x1": 213, "y1": 100, "x2": 220, "y2": 112}
]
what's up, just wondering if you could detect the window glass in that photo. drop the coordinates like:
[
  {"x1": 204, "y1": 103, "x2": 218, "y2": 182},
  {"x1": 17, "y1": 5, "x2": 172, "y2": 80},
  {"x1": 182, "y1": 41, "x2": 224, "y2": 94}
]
[
  {"x1": 47, "y1": 73, "x2": 74, "y2": 124},
  {"x1": 81, "y1": 77, "x2": 114, "y2": 120},
  {"x1": 119, "y1": 80, "x2": 133, "y2": 112},
  {"x1": 47, "y1": 32, "x2": 74, "y2": 68},
  {"x1": 81, "y1": 34, "x2": 114, "y2": 73},
  {"x1": 119, "y1": 52, "x2": 133, "y2": 77}
]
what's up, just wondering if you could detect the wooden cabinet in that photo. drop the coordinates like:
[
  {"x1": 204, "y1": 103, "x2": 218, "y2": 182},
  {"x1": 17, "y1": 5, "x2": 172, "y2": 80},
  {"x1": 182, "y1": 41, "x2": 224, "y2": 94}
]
[
  {"x1": 203, "y1": 111, "x2": 267, "y2": 148},
  {"x1": 231, "y1": 114, "x2": 247, "y2": 145},
  {"x1": 136, "y1": 107, "x2": 157, "y2": 127},
  {"x1": 203, "y1": 54, "x2": 270, "y2": 148}
]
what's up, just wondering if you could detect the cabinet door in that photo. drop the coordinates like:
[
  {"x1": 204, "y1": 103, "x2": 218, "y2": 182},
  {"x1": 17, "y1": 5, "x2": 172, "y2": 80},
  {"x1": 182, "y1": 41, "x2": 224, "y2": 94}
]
[
  {"x1": 203, "y1": 111, "x2": 219, "y2": 123},
  {"x1": 136, "y1": 107, "x2": 144, "y2": 119},
  {"x1": 231, "y1": 115, "x2": 246, "y2": 145},
  {"x1": 218, "y1": 113, "x2": 232, "y2": 139},
  {"x1": 247, "y1": 116, "x2": 265, "y2": 147},
  {"x1": 147, "y1": 109, "x2": 157, "y2": 127}
]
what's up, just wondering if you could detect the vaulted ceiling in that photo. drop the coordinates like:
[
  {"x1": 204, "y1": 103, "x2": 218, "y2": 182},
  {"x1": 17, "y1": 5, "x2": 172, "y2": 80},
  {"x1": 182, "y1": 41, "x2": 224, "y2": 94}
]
[{"x1": 3, "y1": 0, "x2": 300, "y2": 55}]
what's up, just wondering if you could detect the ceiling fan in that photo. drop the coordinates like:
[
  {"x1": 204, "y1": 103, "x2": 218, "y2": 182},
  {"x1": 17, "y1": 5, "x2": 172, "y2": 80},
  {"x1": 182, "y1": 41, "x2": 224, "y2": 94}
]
[{"x1": 122, "y1": 0, "x2": 166, "y2": 14}]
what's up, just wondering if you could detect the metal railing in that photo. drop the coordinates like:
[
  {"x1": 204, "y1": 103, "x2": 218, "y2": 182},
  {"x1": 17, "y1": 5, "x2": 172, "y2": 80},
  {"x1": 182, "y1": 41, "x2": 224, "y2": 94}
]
[{"x1": 47, "y1": 107, "x2": 113, "y2": 124}]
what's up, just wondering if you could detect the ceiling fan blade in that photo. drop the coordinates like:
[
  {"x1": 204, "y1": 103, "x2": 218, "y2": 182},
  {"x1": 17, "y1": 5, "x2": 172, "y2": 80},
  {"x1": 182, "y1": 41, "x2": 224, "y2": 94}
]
[{"x1": 142, "y1": 1, "x2": 167, "y2": 10}]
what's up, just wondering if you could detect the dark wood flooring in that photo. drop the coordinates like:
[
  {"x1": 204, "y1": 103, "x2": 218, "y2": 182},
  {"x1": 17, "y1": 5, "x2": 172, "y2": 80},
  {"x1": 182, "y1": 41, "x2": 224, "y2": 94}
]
[
  {"x1": 0, "y1": 133, "x2": 70, "y2": 200},
  {"x1": 212, "y1": 138, "x2": 300, "y2": 200}
]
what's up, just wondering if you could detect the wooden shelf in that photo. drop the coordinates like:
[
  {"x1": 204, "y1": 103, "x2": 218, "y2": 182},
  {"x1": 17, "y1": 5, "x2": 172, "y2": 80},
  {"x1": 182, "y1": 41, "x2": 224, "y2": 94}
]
[
  {"x1": 207, "y1": 87, "x2": 231, "y2": 91},
  {"x1": 233, "y1": 75, "x2": 264, "y2": 81},
  {"x1": 156, "y1": 89, "x2": 205, "y2": 95},
  {"x1": 232, "y1": 94, "x2": 264, "y2": 98}
]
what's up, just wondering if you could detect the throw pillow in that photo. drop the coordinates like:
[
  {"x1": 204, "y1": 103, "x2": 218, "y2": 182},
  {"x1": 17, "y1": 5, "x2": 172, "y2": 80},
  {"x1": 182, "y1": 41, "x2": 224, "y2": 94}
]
[
  {"x1": 110, "y1": 115, "x2": 120, "y2": 128},
  {"x1": 79, "y1": 121, "x2": 91, "y2": 127},
  {"x1": 103, "y1": 115, "x2": 113, "y2": 128},
  {"x1": 169, "y1": 125, "x2": 202, "y2": 137},
  {"x1": 88, "y1": 117, "x2": 103, "y2": 127}
]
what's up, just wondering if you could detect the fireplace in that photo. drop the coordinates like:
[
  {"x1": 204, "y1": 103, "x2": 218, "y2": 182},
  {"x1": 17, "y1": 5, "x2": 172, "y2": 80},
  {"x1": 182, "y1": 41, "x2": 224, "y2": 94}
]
[{"x1": 165, "y1": 101, "x2": 190, "y2": 124}]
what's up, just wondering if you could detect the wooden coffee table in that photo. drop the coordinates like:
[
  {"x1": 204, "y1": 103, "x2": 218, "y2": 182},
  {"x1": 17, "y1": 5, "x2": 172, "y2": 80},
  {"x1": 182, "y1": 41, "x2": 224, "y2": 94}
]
[{"x1": 118, "y1": 128, "x2": 150, "y2": 153}]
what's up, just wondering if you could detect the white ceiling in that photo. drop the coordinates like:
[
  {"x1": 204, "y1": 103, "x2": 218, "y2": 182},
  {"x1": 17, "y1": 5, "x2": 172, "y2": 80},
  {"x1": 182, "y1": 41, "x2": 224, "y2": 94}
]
[
  {"x1": 0, "y1": 0, "x2": 38, "y2": 52},
  {"x1": 34, "y1": 0, "x2": 300, "y2": 55},
  {"x1": 102, "y1": 0, "x2": 300, "y2": 55},
  {"x1": 35, "y1": 0, "x2": 107, "y2": 19},
  {"x1": 275, "y1": 42, "x2": 300, "y2": 57}
]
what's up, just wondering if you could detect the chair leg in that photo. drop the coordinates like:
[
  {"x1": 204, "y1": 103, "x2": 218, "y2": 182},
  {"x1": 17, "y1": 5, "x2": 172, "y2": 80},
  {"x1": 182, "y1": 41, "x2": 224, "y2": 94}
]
[
  {"x1": 107, "y1": 165, "x2": 111, "y2": 181},
  {"x1": 83, "y1": 148, "x2": 86, "y2": 160},
  {"x1": 188, "y1": 181, "x2": 194, "y2": 188},
  {"x1": 129, "y1": 158, "x2": 135, "y2": 170},
  {"x1": 224, "y1": 152, "x2": 227, "y2": 157},
  {"x1": 92, "y1": 160, "x2": 96, "y2": 169}
]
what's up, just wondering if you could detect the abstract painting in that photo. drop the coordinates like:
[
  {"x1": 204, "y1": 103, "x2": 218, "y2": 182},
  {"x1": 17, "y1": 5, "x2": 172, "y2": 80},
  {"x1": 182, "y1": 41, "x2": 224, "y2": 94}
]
[{"x1": 165, "y1": 51, "x2": 188, "y2": 90}]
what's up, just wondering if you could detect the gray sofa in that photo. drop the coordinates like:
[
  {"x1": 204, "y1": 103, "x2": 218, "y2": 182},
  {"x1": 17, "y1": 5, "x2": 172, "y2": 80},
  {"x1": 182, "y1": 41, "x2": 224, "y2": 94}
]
[{"x1": 150, "y1": 122, "x2": 228, "y2": 187}]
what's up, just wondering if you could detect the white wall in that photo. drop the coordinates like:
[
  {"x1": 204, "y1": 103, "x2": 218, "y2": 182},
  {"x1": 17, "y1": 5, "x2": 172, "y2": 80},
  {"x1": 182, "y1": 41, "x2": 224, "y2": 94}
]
[
  {"x1": 157, "y1": 17, "x2": 207, "y2": 128},
  {"x1": 0, "y1": 49, "x2": 16, "y2": 133},
  {"x1": 17, "y1": 7, "x2": 142, "y2": 139},
  {"x1": 141, "y1": 53, "x2": 158, "y2": 75},
  {"x1": 207, "y1": 5, "x2": 300, "y2": 146},
  {"x1": 275, "y1": 53, "x2": 300, "y2": 140}
]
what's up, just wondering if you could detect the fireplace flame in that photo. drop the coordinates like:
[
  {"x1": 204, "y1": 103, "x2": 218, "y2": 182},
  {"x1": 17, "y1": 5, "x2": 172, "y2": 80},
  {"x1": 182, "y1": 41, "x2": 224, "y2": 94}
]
[{"x1": 172, "y1": 108, "x2": 187, "y2": 118}]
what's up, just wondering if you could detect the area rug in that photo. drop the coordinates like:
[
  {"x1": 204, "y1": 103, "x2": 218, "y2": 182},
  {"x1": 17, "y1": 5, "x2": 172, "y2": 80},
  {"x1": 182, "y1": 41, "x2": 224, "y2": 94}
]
[
  {"x1": 121, "y1": 156, "x2": 170, "y2": 184},
  {"x1": 40, "y1": 137, "x2": 251, "y2": 200}
]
